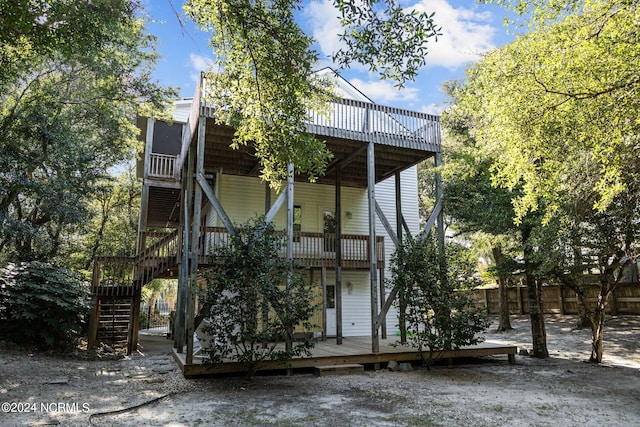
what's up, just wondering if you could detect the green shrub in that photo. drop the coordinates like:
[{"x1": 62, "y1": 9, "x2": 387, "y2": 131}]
[
  {"x1": 391, "y1": 234, "x2": 489, "y2": 363},
  {"x1": 0, "y1": 262, "x2": 90, "y2": 350},
  {"x1": 199, "y1": 217, "x2": 317, "y2": 377}
]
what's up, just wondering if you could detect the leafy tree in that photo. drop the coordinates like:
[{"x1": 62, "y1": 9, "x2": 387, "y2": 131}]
[
  {"x1": 78, "y1": 167, "x2": 141, "y2": 270},
  {"x1": 439, "y1": 81, "x2": 521, "y2": 333},
  {"x1": 534, "y1": 185, "x2": 640, "y2": 362},
  {"x1": 183, "y1": 0, "x2": 440, "y2": 186},
  {"x1": 198, "y1": 217, "x2": 317, "y2": 377},
  {"x1": 391, "y1": 233, "x2": 489, "y2": 364},
  {"x1": 457, "y1": 0, "x2": 639, "y2": 362},
  {"x1": 0, "y1": 1, "x2": 175, "y2": 265},
  {"x1": 0, "y1": 262, "x2": 89, "y2": 350}
]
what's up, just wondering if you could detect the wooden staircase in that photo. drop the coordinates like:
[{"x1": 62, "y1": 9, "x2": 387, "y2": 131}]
[
  {"x1": 88, "y1": 229, "x2": 181, "y2": 353},
  {"x1": 96, "y1": 298, "x2": 131, "y2": 348}
]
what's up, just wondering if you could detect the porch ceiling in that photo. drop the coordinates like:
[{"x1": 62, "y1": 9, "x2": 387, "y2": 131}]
[
  {"x1": 147, "y1": 186, "x2": 181, "y2": 228},
  {"x1": 203, "y1": 118, "x2": 436, "y2": 188}
]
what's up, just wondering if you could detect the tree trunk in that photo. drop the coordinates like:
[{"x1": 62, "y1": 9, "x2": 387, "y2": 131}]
[
  {"x1": 574, "y1": 289, "x2": 591, "y2": 329},
  {"x1": 492, "y1": 246, "x2": 512, "y2": 332},
  {"x1": 589, "y1": 305, "x2": 606, "y2": 363},
  {"x1": 526, "y1": 277, "x2": 549, "y2": 358},
  {"x1": 522, "y1": 226, "x2": 548, "y2": 358},
  {"x1": 590, "y1": 280, "x2": 612, "y2": 363}
]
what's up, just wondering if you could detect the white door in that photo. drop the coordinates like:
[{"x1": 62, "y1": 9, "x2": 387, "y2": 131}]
[{"x1": 325, "y1": 285, "x2": 337, "y2": 337}]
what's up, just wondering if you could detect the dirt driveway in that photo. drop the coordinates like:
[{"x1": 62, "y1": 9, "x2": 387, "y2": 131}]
[{"x1": 1, "y1": 315, "x2": 639, "y2": 426}]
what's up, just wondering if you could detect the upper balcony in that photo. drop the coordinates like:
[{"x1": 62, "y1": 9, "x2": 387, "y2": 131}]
[
  {"x1": 138, "y1": 72, "x2": 441, "y2": 227},
  {"x1": 173, "y1": 72, "x2": 440, "y2": 188}
]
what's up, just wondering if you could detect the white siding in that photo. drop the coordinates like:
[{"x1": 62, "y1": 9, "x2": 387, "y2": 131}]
[{"x1": 203, "y1": 167, "x2": 420, "y2": 338}]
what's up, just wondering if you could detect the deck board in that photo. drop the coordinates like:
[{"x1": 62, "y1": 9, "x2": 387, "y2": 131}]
[{"x1": 172, "y1": 337, "x2": 517, "y2": 377}]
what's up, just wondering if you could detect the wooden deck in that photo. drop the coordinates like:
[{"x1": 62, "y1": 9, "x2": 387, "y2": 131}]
[{"x1": 172, "y1": 337, "x2": 517, "y2": 377}]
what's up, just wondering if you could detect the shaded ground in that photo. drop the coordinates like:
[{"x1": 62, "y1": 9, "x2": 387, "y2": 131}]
[{"x1": 1, "y1": 315, "x2": 639, "y2": 426}]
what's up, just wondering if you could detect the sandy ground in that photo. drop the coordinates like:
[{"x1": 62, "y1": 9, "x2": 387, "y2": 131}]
[{"x1": 1, "y1": 315, "x2": 639, "y2": 427}]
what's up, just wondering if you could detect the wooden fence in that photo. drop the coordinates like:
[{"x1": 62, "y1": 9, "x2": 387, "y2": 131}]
[{"x1": 471, "y1": 283, "x2": 640, "y2": 315}]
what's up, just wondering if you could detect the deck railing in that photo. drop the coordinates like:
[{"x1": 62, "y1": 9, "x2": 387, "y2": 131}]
[
  {"x1": 92, "y1": 230, "x2": 180, "y2": 297},
  {"x1": 200, "y1": 227, "x2": 384, "y2": 269},
  {"x1": 92, "y1": 228, "x2": 384, "y2": 295},
  {"x1": 176, "y1": 73, "x2": 440, "y2": 175},
  {"x1": 305, "y1": 98, "x2": 441, "y2": 152},
  {"x1": 148, "y1": 153, "x2": 178, "y2": 179}
]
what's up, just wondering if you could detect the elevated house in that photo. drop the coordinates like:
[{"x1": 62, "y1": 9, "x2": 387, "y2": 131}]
[{"x1": 87, "y1": 68, "x2": 444, "y2": 364}]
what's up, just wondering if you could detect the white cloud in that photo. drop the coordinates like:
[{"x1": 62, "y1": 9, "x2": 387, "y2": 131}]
[
  {"x1": 349, "y1": 78, "x2": 419, "y2": 104},
  {"x1": 304, "y1": 0, "x2": 344, "y2": 62},
  {"x1": 304, "y1": 0, "x2": 497, "y2": 71},
  {"x1": 189, "y1": 53, "x2": 215, "y2": 83},
  {"x1": 413, "y1": 0, "x2": 497, "y2": 69},
  {"x1": 420, "y1": 103, "x2": 444, "y2": 116}
]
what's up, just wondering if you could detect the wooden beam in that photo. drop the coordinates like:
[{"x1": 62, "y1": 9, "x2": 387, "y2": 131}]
[
  {"x1": 421, "y1": 197, "x2": 442, "y2": 236},
  {"x1": 174, "y1": 140, "x2": 193, "y2": 352},
  {"x1": 376, "y1": 285, "x2": 398, "y2": 330},
  {"x1": 197, "y1": 172, "x2": 236, "y2": 236},
  {"x1": 87, "y1": 295, "x2": 99, "y2": 349},
  {"x1": 265, "y1": 186, "x2": 288, "y2": 223},
  {"x1": 435, "y1": 153, "x2": 444, "y2": 252},
  {"x1": 136, "y1": 118, "x2": 154, "y2": 254},
  {"x1": 375, "y1": 200, "x2": 399, "y2": 248},
  {"x1": 285, "y1": 164, "x2": 294, "y2": 357},
  {"x1": 186, "y1": 116, "x2": 206, "y2": 365},
  {"x1": 379, "y1": 266, "x2": 387, "y2": 339},
  {"x1": 395, "y1": 171, "x2": 406, "y2": 344},
  {"x1": 367, "y1": 141, "x2": 379, "y2": 354},
  {"x1": 324, "y1": 144, "x2": 367, "y2": 177},
  {"x1": 321, "y1": 267, "x2": 327, "y2": 341},
  {"x1": 335, "y1": 167, "x2": 343, "y2": 345}
]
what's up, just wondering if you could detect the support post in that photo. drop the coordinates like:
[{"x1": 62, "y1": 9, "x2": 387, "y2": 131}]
[
  {"x1": 87, "y1": 295, "x2": 99, "y2": 349},
  {"x1": 127, "y1": 289, "x2": 141, "y2": 354},
  {"x1": 321, "y1": 266, "x2": 327, "y2": 341},
  {"x1": 395, "y1": 171, "x2": 406, "y2": 344},
  {"x1": 435, "y1": 153, "x2": 445, "y2": 253},
  {"x1": 174, "y1": 200, "x2": 189, "y2": 351},
  {"x1": 379, "y1": 266, "x2": 386, "y2": 339},
  {"x1": 285, "y1": 163, "x2": 294, "y2": 356},
  {"x1": 262, "y1": 183, "x2": 271, "y2": 348},
  {"x1": 175, "y1": 137, "x2": 194, "y2": 352},
  {"x1": 186, "y1": 116, "x2": 206, "y2": 365},
  {"x1": 368, "y1": 141, "x2": 379, "y2": 353},
  {"x1": 136, "y1": 119, "x2": 154, "y2": 254},
  {"x1": 335, "y1": 167, "x2": 343, "y2": 345}
]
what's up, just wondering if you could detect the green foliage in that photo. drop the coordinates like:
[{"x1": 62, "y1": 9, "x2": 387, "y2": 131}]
[
  {"x1": 461, "y1": 1, "x2": 640, "y2": 223},
  {"x1": 77, "y1": 167, "x2": 141, "y2": 270},
  {"x1": 332, "y1": 0, "x2": 441, "y2": 87},
  {"x1": 391, "y1": 234, "x2": 489, "y2": 361},
  {"x1": 0, "y1": 262, "x2": 90, "y2": 350},
  {"x1": 0, "y1": 2, "x2": 175, "y2": 265},
  {"x1": 199, "y1": 217, "x2": 317, "y2": 377},
  {"x1": 449, "y1": 0, "x2": 640, "y2": 361},
  {"x1": 184, "y1": 0, "x2": 441, "y2": 186},
  {"x1": 184, "y1": 0, "x2": 334, "y2": 186}
]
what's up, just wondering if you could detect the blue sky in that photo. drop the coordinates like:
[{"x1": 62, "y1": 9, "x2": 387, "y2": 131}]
[{"x1": 143, "y1": 0, "x2": 515, "y2": 114}]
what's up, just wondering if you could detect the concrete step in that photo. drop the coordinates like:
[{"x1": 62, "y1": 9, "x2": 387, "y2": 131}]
[{"x1": 313, "y1": 363, "x2": 364, "y2": 376}]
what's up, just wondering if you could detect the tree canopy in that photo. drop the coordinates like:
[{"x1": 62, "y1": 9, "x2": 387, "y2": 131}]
[
  {"x1": 470, "y1": 0, "x2": 640, "y2": 223},
  {"x1": 0, "y1": 1, "x2": 175, "y2": 264},
  {"x1": 184, "y1": 0, "x2": 440, "y2": 186},
  {"x1": 446, "y1": 0, "x2": 640, "y2": 362}
]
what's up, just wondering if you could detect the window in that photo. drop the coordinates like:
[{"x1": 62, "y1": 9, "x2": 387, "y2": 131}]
[{"x1": 326, "y1": 285, "x2": 336, "y2": 309}]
